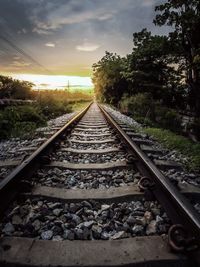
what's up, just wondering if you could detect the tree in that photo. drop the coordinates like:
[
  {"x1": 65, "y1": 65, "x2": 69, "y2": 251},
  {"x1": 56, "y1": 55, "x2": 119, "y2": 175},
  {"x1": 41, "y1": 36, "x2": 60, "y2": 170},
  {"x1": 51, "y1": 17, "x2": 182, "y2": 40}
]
[
  {"x1": 92, "y1": 52, "x2": 127, "y2": 104},
  {"x1": 154, "y1": 0, "x2": 200, "y2": 116},
  {"x1": 122, "y1": 29, "x2": 185, "y2": 108},
  {"x1": 0, "y1": 75, "x2": 34, "y2": 99}
]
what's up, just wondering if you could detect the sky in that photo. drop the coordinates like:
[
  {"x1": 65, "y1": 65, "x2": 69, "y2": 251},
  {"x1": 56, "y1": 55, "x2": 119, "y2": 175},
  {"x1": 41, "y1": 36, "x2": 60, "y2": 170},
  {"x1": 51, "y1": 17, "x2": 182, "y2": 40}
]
[{"x1": 0, "y1": 0, "x2": 167, "y2": 89}]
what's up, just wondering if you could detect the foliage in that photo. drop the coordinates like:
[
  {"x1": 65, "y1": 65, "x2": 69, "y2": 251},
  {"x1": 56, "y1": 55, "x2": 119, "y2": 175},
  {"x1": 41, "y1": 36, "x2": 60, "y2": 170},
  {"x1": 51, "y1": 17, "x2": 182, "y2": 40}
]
[
  {"x1": 92, "y1": 52, "x2": 127, "y2": 104},
  {"x1": 0, "y1": 85, "x2": 92, "y2": 139},
  {"x1": 154, "y1": 0, "x2": 200, "y2": 116},
  {"x1": 190, "y1": 118, "x2": 200, "y2": 139},
  {"x1": 37, "y1": 94, "x2": 72, "y2": 118},
  {"x1": 0, "y1": 75, "x2": 34, "y2": 99},
  {"x1": 93, "y1": 30, "x2": 186, "y2": 109},
  {"x1": 154, "y1": 106, "x2": 182, "y2": 132},
  {"x1": 120, "y1": 93, "x2": 182, "y2": 132},
  {"x1": 143, "y1": 127, "x2": 200, "y2": 172},
  {"x1": 120, "y1": 93, "x2": 155, "y2": 118},
  {"x1": 92, "y1": 0, "x2": 200, "y2": 138},
  {"x1": 0, "y1": 105, "x2": 45, "y2": 139},
  {"x1": 122, "y1": 29, "x2": 184, "y2": 107}
]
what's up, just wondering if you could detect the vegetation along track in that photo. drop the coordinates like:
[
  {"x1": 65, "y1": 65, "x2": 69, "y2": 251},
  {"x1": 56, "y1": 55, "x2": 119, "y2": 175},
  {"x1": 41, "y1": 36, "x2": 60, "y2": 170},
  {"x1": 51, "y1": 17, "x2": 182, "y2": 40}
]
[{"x1": 0, "y1": 102, "x2": 200, "y2": 267}]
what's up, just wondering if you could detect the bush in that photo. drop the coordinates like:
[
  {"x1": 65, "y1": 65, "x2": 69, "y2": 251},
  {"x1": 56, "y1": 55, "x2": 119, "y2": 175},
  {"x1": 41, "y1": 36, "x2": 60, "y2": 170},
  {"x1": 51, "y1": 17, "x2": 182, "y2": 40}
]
[
  {"x1": 190, "y1": 118, "x2": 200, "y2": 140},
  {"x1": 38, "y1": 95, "x2": 72, "y2": 118},
  {"x1": 0, "y1": 75, "x2": 34, "y2": 99},
  {"x1": 143, "y1": 127, "x2": 200, "y2": 172},
  {"x1": 17, "y1": 106, "x2": 45, "y2": 125},
  {"x1": 155, "y1": 106, "x2": 182, "y2": 132},
  {"x1": 120, "y1": 93, "x2": 155, "y2": 118},
  {"x1": 119, "y1": 93, "x2": 182, "y2": 133},
  {"x1": 0, "y1": 105, "x2": 46, "y2": 139},
  {"x1": 0, "y1": 83, "x2": 92, "y2": 139}
]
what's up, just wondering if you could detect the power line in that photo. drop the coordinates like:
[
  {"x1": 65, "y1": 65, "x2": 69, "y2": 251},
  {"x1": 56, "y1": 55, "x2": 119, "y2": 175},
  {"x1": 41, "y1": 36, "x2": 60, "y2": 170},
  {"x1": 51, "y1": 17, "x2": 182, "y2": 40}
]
[
  {"x1": 0, "y1": 17, "x2": 55, "y2": 75},
  {"x1": 0, "y1": 34, "x2": 54, "y2": 75}
]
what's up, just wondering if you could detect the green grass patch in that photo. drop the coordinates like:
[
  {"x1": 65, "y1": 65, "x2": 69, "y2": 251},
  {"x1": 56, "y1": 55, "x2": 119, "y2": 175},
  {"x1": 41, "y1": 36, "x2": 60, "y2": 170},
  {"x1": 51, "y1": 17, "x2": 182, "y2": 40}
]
[
  {"x1": 142, "y1": 127, "x2": 200, "y2": 172},
  {"x1": 0, "y1": 99, "x2": 92, "y2": 140},
  {"x1": 0, "y1": 105, "x2": 46, "y2": 139},
  {"x1": 71, "y1": 100, "x2": 91, "y2": 112}
]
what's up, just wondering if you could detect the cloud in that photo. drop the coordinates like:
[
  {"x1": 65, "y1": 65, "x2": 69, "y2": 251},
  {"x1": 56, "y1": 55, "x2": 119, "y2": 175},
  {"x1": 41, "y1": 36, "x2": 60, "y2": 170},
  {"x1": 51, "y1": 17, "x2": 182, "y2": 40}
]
[
  {"x1": 141, "y1": 0, "x2": 158, "y2": 7},
  {"x1": 76, "y1": 42, "x2": 100, "y2": 52},
  {"x1": 30, "y1": 1, "x2": 120, "y2": 34},
  {"x1": 0, "y1": 0, "x2": 167, "y2": 75},
  {"x1": 11, "y1": 60, "x2": 31, "y2": 68},
  {"x1": 0, "y1": 50, "x2": 6, "y2": 56},
  {"x1": 33, "y1": 10, "x2": 115, "y2": 34},
  {"x1": 45, "y1": 43, "x2": 55, "y2": 47},
  {"x1": 13, "y1": 56, "x2": 21, "y2": 60}
]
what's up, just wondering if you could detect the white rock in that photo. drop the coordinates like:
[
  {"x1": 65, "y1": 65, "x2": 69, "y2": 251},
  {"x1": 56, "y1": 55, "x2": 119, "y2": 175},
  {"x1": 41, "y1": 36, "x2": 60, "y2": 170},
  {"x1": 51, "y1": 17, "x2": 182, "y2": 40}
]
[
  {"x1": 111, "y1": 231, "x2": 127, "y2": 240},
  {"x1": 146, "y1": 220, "x2": 157, "y2": 235},
  {"x1": 101, "y1": 204, "x2": 110, "y2": 211},
  {"x1": 3, "y1": 223, "x2": 15, "y2": 235},
  {"x1": 41, "y1": 230, "x2": 53, "y2": 240}
]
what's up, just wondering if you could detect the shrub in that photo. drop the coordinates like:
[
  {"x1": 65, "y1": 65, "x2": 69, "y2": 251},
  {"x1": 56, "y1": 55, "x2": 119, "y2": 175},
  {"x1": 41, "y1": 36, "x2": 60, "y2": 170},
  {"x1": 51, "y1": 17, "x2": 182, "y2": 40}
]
[
  {"x1": 190, "y1": 118, "x2": 200, "y2": 140},
  {"x1": 0, "y1": 105, "x2": 46, "y2": 139},
  {"x1": 17, "y1": 106, "x2": 45, "y2": 125},
  {"x1": 120, "y1": 93, "x2": 155, "y2": 118},
  {"x1": 155, "y1": 106, "x2": 182, "y2": 132},
  {"x1": 38, "y1": 95, "x2": 72, "y2": 118},
  {"x1": 143, "y1": 127, "x2": 200, "y2": 172}
]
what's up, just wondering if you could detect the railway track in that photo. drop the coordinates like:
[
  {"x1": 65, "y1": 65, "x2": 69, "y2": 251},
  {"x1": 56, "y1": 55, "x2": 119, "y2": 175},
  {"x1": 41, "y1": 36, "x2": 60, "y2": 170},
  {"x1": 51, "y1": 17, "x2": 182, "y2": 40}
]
[{"x1": 0, "y1": 102, "x2": 200, "y2": 266}]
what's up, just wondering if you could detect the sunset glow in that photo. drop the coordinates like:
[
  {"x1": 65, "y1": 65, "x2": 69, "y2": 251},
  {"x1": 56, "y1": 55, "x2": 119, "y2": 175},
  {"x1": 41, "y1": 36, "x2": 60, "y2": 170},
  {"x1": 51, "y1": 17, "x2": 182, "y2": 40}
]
[
  {"x1": 0, "y1": 0, "x2": 166, "y2": 90},
  {"x1": 9, "y1": 74, "x2": 93, "y2": 90}
]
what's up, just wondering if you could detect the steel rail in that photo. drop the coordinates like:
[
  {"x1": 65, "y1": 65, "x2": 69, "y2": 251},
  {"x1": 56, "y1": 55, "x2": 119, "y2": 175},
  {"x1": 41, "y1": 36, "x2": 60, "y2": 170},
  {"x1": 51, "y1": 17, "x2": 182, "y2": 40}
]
[
  {"x1": 0, "y1": 102, "x2": 92, "y2": 215},
  {"x1": 98, "y1": 104, "x2": 200, "y2": 247}
]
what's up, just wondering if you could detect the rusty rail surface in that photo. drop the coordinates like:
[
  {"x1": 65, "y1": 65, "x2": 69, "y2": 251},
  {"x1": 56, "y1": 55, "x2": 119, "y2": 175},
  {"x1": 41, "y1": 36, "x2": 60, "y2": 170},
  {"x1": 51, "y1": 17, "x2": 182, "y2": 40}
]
[
  {"x1": 0, "y1": 101, "x2": 200, "y2": 264},
  {"x1": 98, "y1": 103, "x2": 200, "y2": 256},
  {"x1": 0, "y1": 102, "x2": 92, "y2": 215}
]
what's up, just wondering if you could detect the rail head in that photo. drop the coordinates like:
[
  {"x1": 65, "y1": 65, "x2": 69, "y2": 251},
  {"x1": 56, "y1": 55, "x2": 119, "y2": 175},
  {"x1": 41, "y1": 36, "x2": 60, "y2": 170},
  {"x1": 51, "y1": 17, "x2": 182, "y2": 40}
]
[
  {"x1": 98, "y1": 103, "x2": 200, "y2": 249},
  {"x1": 0, "y1": 102, "x2": 92, "y2": 214}
]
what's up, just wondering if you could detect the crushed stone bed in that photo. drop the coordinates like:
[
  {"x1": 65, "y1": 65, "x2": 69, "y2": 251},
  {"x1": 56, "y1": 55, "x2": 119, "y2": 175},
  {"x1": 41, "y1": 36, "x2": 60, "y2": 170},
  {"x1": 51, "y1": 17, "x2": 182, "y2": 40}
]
[
  {"x1": 68, "y1": 135, "x2": 115, "y2": 141},
  {"x1": 0, "y1": 112, "x2": 76, "y2": 162},
  {"x1": 103, "y1": 105, "x2": 200, "y2": 187},
  {"x1": 0, "y1": 198, "x2": 170, "y2": 241},
  {"x1": 0, "y1": 167, "x2": 14, "y2": 181},
  {"x1": 32, "y1": 168, "x2": 141, "y2": 189},
  {"x1": 63, "y1": 142, "x2": 121, "y2": 150},
  {"x1": 51, "y1": 151, "x2": 127, "y2": 164}
]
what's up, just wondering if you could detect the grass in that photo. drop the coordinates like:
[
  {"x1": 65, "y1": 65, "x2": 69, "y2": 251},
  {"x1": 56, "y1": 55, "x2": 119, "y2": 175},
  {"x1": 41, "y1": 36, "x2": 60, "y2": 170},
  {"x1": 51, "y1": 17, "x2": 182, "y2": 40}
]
[
  {"x1": 0, "y1": 99, "x2": 92, "y2": 140},
  {"x1": 140, "y1": 127, "x2": 200, "y2": 172},
  {"x1": 71, "y1": 100, "x2": 92, "y2": 112}
]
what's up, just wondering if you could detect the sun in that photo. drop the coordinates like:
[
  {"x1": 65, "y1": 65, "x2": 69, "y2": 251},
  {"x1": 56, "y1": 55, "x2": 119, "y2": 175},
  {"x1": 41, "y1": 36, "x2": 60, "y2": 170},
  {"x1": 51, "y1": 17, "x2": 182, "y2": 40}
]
[{"x1": 9, "y1": 74, "x2": 93, "y2": 90}]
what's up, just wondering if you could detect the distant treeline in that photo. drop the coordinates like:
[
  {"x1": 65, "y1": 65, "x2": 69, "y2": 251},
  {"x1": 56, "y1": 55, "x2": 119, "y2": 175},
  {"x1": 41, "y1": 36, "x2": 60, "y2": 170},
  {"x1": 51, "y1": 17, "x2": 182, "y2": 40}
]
[
  {"x1": 0, "y1": 75, "x2": 92, "y2": 139},
  {"x1": 0, "y1": 75, "x2": 92, "y2": 101},
  {"x1": 92, "y1": 0, "x2": 200, "y2": 137}
]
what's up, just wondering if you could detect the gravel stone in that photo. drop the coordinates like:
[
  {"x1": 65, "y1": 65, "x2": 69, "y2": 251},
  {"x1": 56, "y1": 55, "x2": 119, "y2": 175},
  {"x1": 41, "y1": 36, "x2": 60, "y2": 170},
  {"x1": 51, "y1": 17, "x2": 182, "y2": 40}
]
[
  {"x1": 2, "y1": 223, "x2": 15, "y2": 235},
  {"x1": 53, "y1": 209, "x2": 62, "y2": 217},
  {"x1": 63, "y1": 229, "x2": 75, "y2": 240},
  {"x1": 103, "y1": 104, "x2": 200, "y2": 189},
  {"x1": 41, "y1": 230, "x2": 53, "y2": 240},
  {"x1": 111, "y1": 231, "x2": 127, "y2": 240},
  {"x1": 32, "y1": 168, "x2": 139, "y2": 189},
  {"x1": 132, "y1": 225, "x2": 144, "y2": 235},
  {"x1": 32, "y1": 220, "x2": 41, "y2": 231},
  {"x1": 146, "y1": 220, "x2": 157, "y2": 235},
  {"x1": 101, "y1": 204, "x2": 110, "y2": 211},
  {"x1": 0, "y1": 198, "x2": 170, "y2": 241},
  {"x1": 12, "y1": 215, "x2": 22, "y2": 225},
  {"x1": 52, "y1": 235, "x2": 63, "y2": 241}
]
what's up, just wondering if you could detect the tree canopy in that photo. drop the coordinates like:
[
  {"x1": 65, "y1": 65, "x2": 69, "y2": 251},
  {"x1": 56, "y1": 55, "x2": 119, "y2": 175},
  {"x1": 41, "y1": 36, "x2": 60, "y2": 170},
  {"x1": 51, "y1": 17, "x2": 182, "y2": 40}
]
[
  {"x1": 154, "y1": 0, "x2": 200, "y2": 115},
  {"x1": 93, "y1": 0, "x2": 200, "y2": 116},
  {"x1": 0, "y1": 75, "x2": 34, "y2": 99}
]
